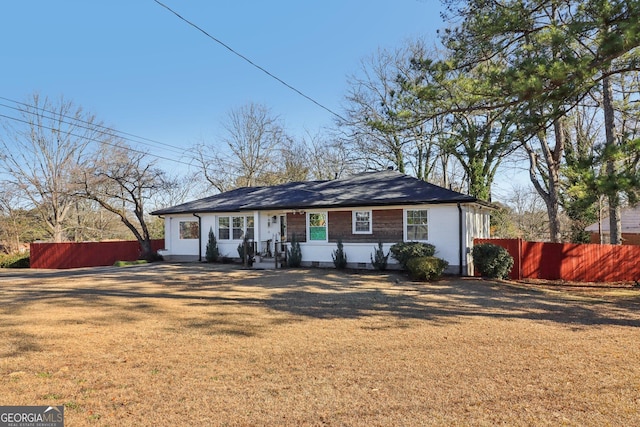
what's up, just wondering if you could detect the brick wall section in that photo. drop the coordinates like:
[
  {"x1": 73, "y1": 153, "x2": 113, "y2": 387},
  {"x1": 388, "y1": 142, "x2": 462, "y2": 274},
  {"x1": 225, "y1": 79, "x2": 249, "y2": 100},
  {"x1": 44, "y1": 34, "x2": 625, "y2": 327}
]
[
  {"x1": 372, "y1": 209, "x2": 405, "y2": 242},
  {"x1": 287, "y1": 209, "x2": 404, "y2": 243},
  {"x1": 328, "y1": 209, "x2": 403, "y2": 243},
  {"x1": 590, "y1": 232, "x2": 640, "y2": 245},
  {"x1": 622, "y1": 233, "x2": 640, "y2": 245},
  {"x1": 286, "y1": 213, "x2": 307, "y2": 242}
]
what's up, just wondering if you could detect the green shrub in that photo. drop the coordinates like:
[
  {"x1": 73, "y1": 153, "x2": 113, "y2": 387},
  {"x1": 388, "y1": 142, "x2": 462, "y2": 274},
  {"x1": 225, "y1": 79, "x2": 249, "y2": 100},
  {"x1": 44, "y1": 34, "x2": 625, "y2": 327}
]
[
  {"x1": 332, "y1": 238, "x2": 348, "y2": 269},
  {"x1": 205, "y1": 227, "x2": 219, "y2": 262},
  {"x1": 472, "y1": 243, "x2": 514, "y2": 279},
  {"x1": 287, "y1": 233, "x2": 302, "y2": 268},
  {"x1": 237, "y1": 237, "x2": 255, "y2": 267},
  {"x1": 406, "y1": 256, "x2": 449, "y2": 281},
  {"x1": 390, "y1": 242, "x2": 436, "y2": 269},
  {"x1": 370, "y1": 241, "x2": 389, "y2": 271},
  {"x1": 114, "y1": 260, "x2": 148, "y2": 267},
  {"x1": 0, "y1": 252, "x2": 30, "y2": 268}
]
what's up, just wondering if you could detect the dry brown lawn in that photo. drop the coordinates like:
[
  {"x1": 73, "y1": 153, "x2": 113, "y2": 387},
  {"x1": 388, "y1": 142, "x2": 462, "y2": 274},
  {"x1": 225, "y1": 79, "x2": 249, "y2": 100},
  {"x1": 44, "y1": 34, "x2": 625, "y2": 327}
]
[{"x1": 1, "y1": 263, "x2": 640, "y2": 426}]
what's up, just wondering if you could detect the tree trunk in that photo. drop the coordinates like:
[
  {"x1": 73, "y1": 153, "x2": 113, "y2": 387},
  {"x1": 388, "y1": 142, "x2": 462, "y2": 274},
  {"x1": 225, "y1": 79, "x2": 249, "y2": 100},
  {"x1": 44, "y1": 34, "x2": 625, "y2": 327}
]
[
  {"x1": 52, "y1": 222, "x2": 65, "y2": 243},
  {"x1": 526, "y1": 121, "x2": 564, "y2": 243},
  {"x1": 602, "y1": 74, "x2": 622, "y2": 244},
  {"x1": 139, "y1": 238, "x2": 155, "y2": 262},
  {"x1": 546, "y1": 185, "x2": 562, "y2": 243}
]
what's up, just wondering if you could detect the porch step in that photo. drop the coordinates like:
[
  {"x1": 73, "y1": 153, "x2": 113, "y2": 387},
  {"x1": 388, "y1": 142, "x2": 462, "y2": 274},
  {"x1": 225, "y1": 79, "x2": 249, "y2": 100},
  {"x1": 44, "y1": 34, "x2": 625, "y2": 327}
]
[
  {"x1": 252, "y1": 261, "x2": 279, "y2": 269},
  {"x1": 252, "y1": 256, "x2": 285, "y2": 269}
]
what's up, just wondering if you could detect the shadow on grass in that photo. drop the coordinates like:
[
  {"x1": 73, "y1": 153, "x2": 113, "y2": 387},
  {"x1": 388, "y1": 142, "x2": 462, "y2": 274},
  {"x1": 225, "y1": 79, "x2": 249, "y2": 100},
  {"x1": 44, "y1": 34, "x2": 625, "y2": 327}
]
[
  {"x1": 262, "y1": 282, "x2": 640, "y2": 327},
  {"x1": 1, "y1": 263, "x2": 640, "y2": 330},
  {"x1": 1, "y1": 331, "x2": 42, "y2": 358}
]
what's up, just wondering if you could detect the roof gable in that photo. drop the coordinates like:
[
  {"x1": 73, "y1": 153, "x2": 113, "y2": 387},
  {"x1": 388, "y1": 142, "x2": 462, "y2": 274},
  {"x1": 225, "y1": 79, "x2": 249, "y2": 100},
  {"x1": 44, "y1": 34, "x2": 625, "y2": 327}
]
[{"x1": 151, "y1": 170, "x2": 483, "y2": 215}]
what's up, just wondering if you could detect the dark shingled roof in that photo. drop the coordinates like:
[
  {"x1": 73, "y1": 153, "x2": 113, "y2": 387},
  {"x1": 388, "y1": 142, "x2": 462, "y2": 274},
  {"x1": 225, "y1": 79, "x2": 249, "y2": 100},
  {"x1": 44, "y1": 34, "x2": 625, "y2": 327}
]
[{"x1": 151, "y1": 170, "x2": 488, "y2": 215}]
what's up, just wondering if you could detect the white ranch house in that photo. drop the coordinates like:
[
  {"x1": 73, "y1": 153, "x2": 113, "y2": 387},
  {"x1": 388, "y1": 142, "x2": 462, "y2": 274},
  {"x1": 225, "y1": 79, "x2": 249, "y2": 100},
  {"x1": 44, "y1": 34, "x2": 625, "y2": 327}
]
[{"x1": 151, "y1": 170, "x2": 493, "y2": 274}]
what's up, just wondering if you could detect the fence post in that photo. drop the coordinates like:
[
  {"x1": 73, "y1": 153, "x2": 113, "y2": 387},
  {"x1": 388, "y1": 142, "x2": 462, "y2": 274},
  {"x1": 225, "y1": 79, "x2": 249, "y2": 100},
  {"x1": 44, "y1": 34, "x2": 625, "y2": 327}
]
[
  {"x1": 516, "y1": 238, "x2": 520, "y2": 280},
  {"x1": 274, "y1": 237, "x2": 278, "y2": 269}
]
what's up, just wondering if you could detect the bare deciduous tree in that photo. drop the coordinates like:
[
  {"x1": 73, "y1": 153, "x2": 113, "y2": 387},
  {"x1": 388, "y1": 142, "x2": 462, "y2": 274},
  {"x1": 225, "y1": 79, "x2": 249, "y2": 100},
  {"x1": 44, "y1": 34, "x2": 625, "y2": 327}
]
[
  {"x1": 0, "y1": 94, "x2": 103, "y2": 241},
  {"x1": 303, "y1": 131, "x2": 357, "y2": 181},
  {"x1": 0, "y1": 182, "x2": 47, "y2": 252},
  {"x1": 194, "y1": 103, "x2": 290, "y2": 191},
  {"x1": 81, "y1": 142, "x2": 172, "y2": 260},
  {"x1": 342, "y1": 40, "x2": 446, "y2": 178}
]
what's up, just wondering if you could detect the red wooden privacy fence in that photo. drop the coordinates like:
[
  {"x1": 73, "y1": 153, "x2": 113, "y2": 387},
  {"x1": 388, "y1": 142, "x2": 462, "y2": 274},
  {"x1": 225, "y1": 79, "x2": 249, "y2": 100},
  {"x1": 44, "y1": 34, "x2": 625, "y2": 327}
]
[
  {"x1": 474, "y1": 238, "x2": 640, "y2": 282},
  {"x1": 30, "y1": 240, "x2": 165, "y2": 269}
]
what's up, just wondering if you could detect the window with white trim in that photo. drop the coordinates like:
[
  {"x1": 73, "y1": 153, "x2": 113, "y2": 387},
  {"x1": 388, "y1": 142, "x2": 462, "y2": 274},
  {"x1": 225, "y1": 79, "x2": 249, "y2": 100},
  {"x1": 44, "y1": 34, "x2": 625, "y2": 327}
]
[
  {"x1": 246, "y1": 216, "x2": 255, "y2": 240},
  {"x1": 405, "y1": 209, "x2": 428, "y2": 241},
  {"x1": 179, "y1": 221, "x2": 199, "y2": 239},
  {"x1": 218, "y1": 217, "x2": 230, "y2": 240},
  {"x1": 232, "y1": 216, "x2": 245, "y2": 240},
  {"x1": 352, "y1": 210, "x2": 372, "y2": 234},
  {"x1": 308, "y1": 212, "x2": 327, "y2": 241}
]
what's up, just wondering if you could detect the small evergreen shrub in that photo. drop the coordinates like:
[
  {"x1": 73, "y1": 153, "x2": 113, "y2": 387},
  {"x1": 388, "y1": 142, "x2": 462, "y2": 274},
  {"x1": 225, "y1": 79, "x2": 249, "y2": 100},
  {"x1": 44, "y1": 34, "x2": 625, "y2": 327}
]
[
  {"x1": 237, "y1": 237, "x2": 255, "y2": 266},
  {"x1": 287, "y1": 233, "x2": 302, "y2": 268},
  {"x1": 472, "y1": 243, "x2": 514, "y2": 279},
  {"x1": 205, "y1": 227, "x2": 219, "y2": 262},
  {"x1": 370, "y1": 241, "x2": 389, "y2": 271},
  {"x1": 390, "y1": 242, "x2": 436, "y2": 269},
  {"x1": 0, "y1": 252, "x2": 30, "y2": 268},
  {"x1": 406, "y1": 256, "x2": 449, "y2": 281},
  {"x1": 332, "y1": 238, "x2": 348, "y2": 269}
]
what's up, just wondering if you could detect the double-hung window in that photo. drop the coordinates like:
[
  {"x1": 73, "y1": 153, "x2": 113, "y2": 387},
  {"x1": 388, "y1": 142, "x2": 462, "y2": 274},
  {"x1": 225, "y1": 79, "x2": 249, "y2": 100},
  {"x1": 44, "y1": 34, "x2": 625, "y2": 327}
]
[
  {"x1": 218, "y1": 217, "x2": 230, "y2": 240},
  {"x1": 308, "y1": 212, "x2": 327, "y2": 241},
  {"x1": 405, "y1": 209, "x2": 428, "y2": 241},
  {"x1": 219, "y1": 215, "x2": 255, "y2": 240},
  {"x1": 232, "y1": 216, "x2": 245, "y2": 240},
  {"x1": 246, "y1": 216, "x2": 255, "y2": 240},
  {"x1": 352, "y1": 210, "x2": 372, "y2": 234}
]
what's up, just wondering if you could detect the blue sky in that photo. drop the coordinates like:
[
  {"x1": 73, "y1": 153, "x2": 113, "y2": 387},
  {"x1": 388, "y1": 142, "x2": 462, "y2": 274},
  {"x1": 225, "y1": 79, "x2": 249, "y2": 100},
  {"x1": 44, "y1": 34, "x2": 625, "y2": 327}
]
[{"x1": 2, "y1": 0, "x2": 445, "y2": 172}]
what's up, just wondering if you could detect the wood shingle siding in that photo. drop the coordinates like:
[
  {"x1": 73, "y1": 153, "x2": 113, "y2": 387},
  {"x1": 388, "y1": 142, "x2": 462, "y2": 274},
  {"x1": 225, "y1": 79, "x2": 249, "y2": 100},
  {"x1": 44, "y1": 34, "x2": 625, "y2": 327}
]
[
  {"x1": 286, "y1": 212, "x2": 307, "y2": 242},
  {"x1": 328, "y1": 209, "x2": 403, "y2": 243}
]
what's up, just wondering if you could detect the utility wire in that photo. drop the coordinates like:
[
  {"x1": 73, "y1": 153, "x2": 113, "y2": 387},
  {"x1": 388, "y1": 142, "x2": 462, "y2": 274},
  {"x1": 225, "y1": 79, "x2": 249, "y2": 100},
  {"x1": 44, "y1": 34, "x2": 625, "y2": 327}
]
[
  {"x1": 153, "y1": 0, "x2": 348, "y2": 123},
  {"x1": 0, "y1": 96, "x2": 190, "y2": 159},
  {"x1": 0, "y1": 112, "x2": 196, "y2": 168}
]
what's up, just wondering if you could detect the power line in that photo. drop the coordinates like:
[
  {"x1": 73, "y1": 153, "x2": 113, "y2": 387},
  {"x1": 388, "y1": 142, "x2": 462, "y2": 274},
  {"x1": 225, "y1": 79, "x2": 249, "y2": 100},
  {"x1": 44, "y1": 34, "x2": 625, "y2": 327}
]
[
  {"x1": 153, "y1": 0, "x2": 347, "y2": 123},
  {"x1": 0, "y1": 112, "x2": 196, "y2": 168},
  {"x1": 0, "y1": 96, "x2": 191, "y2": 159}
]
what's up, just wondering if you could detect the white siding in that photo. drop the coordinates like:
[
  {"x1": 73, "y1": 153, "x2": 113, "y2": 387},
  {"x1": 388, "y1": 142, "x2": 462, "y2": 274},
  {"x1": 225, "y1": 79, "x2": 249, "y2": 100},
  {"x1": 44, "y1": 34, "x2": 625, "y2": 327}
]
[
  {"x1": 160, "y1": 204, "x2": 492, "y2": 273},
  {"x1": 161, "y1": 214, "x2": 201, "y2": 261}
]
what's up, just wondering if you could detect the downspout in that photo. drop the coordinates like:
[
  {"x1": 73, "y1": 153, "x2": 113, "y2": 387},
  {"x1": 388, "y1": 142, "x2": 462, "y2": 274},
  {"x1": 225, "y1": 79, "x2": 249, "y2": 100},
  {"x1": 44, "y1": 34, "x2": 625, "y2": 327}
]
[
  {"x1": 193, "y1": 213, "x2": 202, "y2": 262},
  {"x1": 457, "y1": 203, "x2": 463, "y2": 276},
  {"x1": 157, "y1": 215, "x2": 165, "y2": 249}
]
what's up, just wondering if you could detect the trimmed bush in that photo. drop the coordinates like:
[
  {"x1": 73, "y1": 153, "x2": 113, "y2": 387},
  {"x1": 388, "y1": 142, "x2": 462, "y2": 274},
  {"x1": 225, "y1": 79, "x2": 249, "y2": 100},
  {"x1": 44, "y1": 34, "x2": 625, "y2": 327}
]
[
  {"x1": 205, "y1": 227, "x2": 219, "y2": 262},
  {"x1": 406, "y1": 256, "x2": 449, "y2": 281},
  {"x1": 287, "y1": 233, "x2": 302, "y2": 268},
  {"x1": 390, "y1": 242, "x2": 436, "y2": 269},
  {"x1": 114, "y1": 260, "x2": 148, "y2": 267},
  {"x1": 472, "y1": 243, "x2": 514, "y2": 279},
  {"x1": 370, "y1": 241, "x2": 389, "y2": 271},
  {"x1": 237, "y1": 237, "x2": 255, "y2": 267},
  {"x1": 332, "y1": 238, "x2": 348, "y2": 269},
  {"x1": 0, "y1": 252, "x2": 30, "y2": 268}
]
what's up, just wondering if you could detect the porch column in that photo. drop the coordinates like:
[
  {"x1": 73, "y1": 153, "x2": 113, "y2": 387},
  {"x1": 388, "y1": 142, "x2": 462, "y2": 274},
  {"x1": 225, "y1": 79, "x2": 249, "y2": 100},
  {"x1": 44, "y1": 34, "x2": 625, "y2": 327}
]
[{"x1": 254, "y1": 211, "x2": 260, "y2": 257}]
